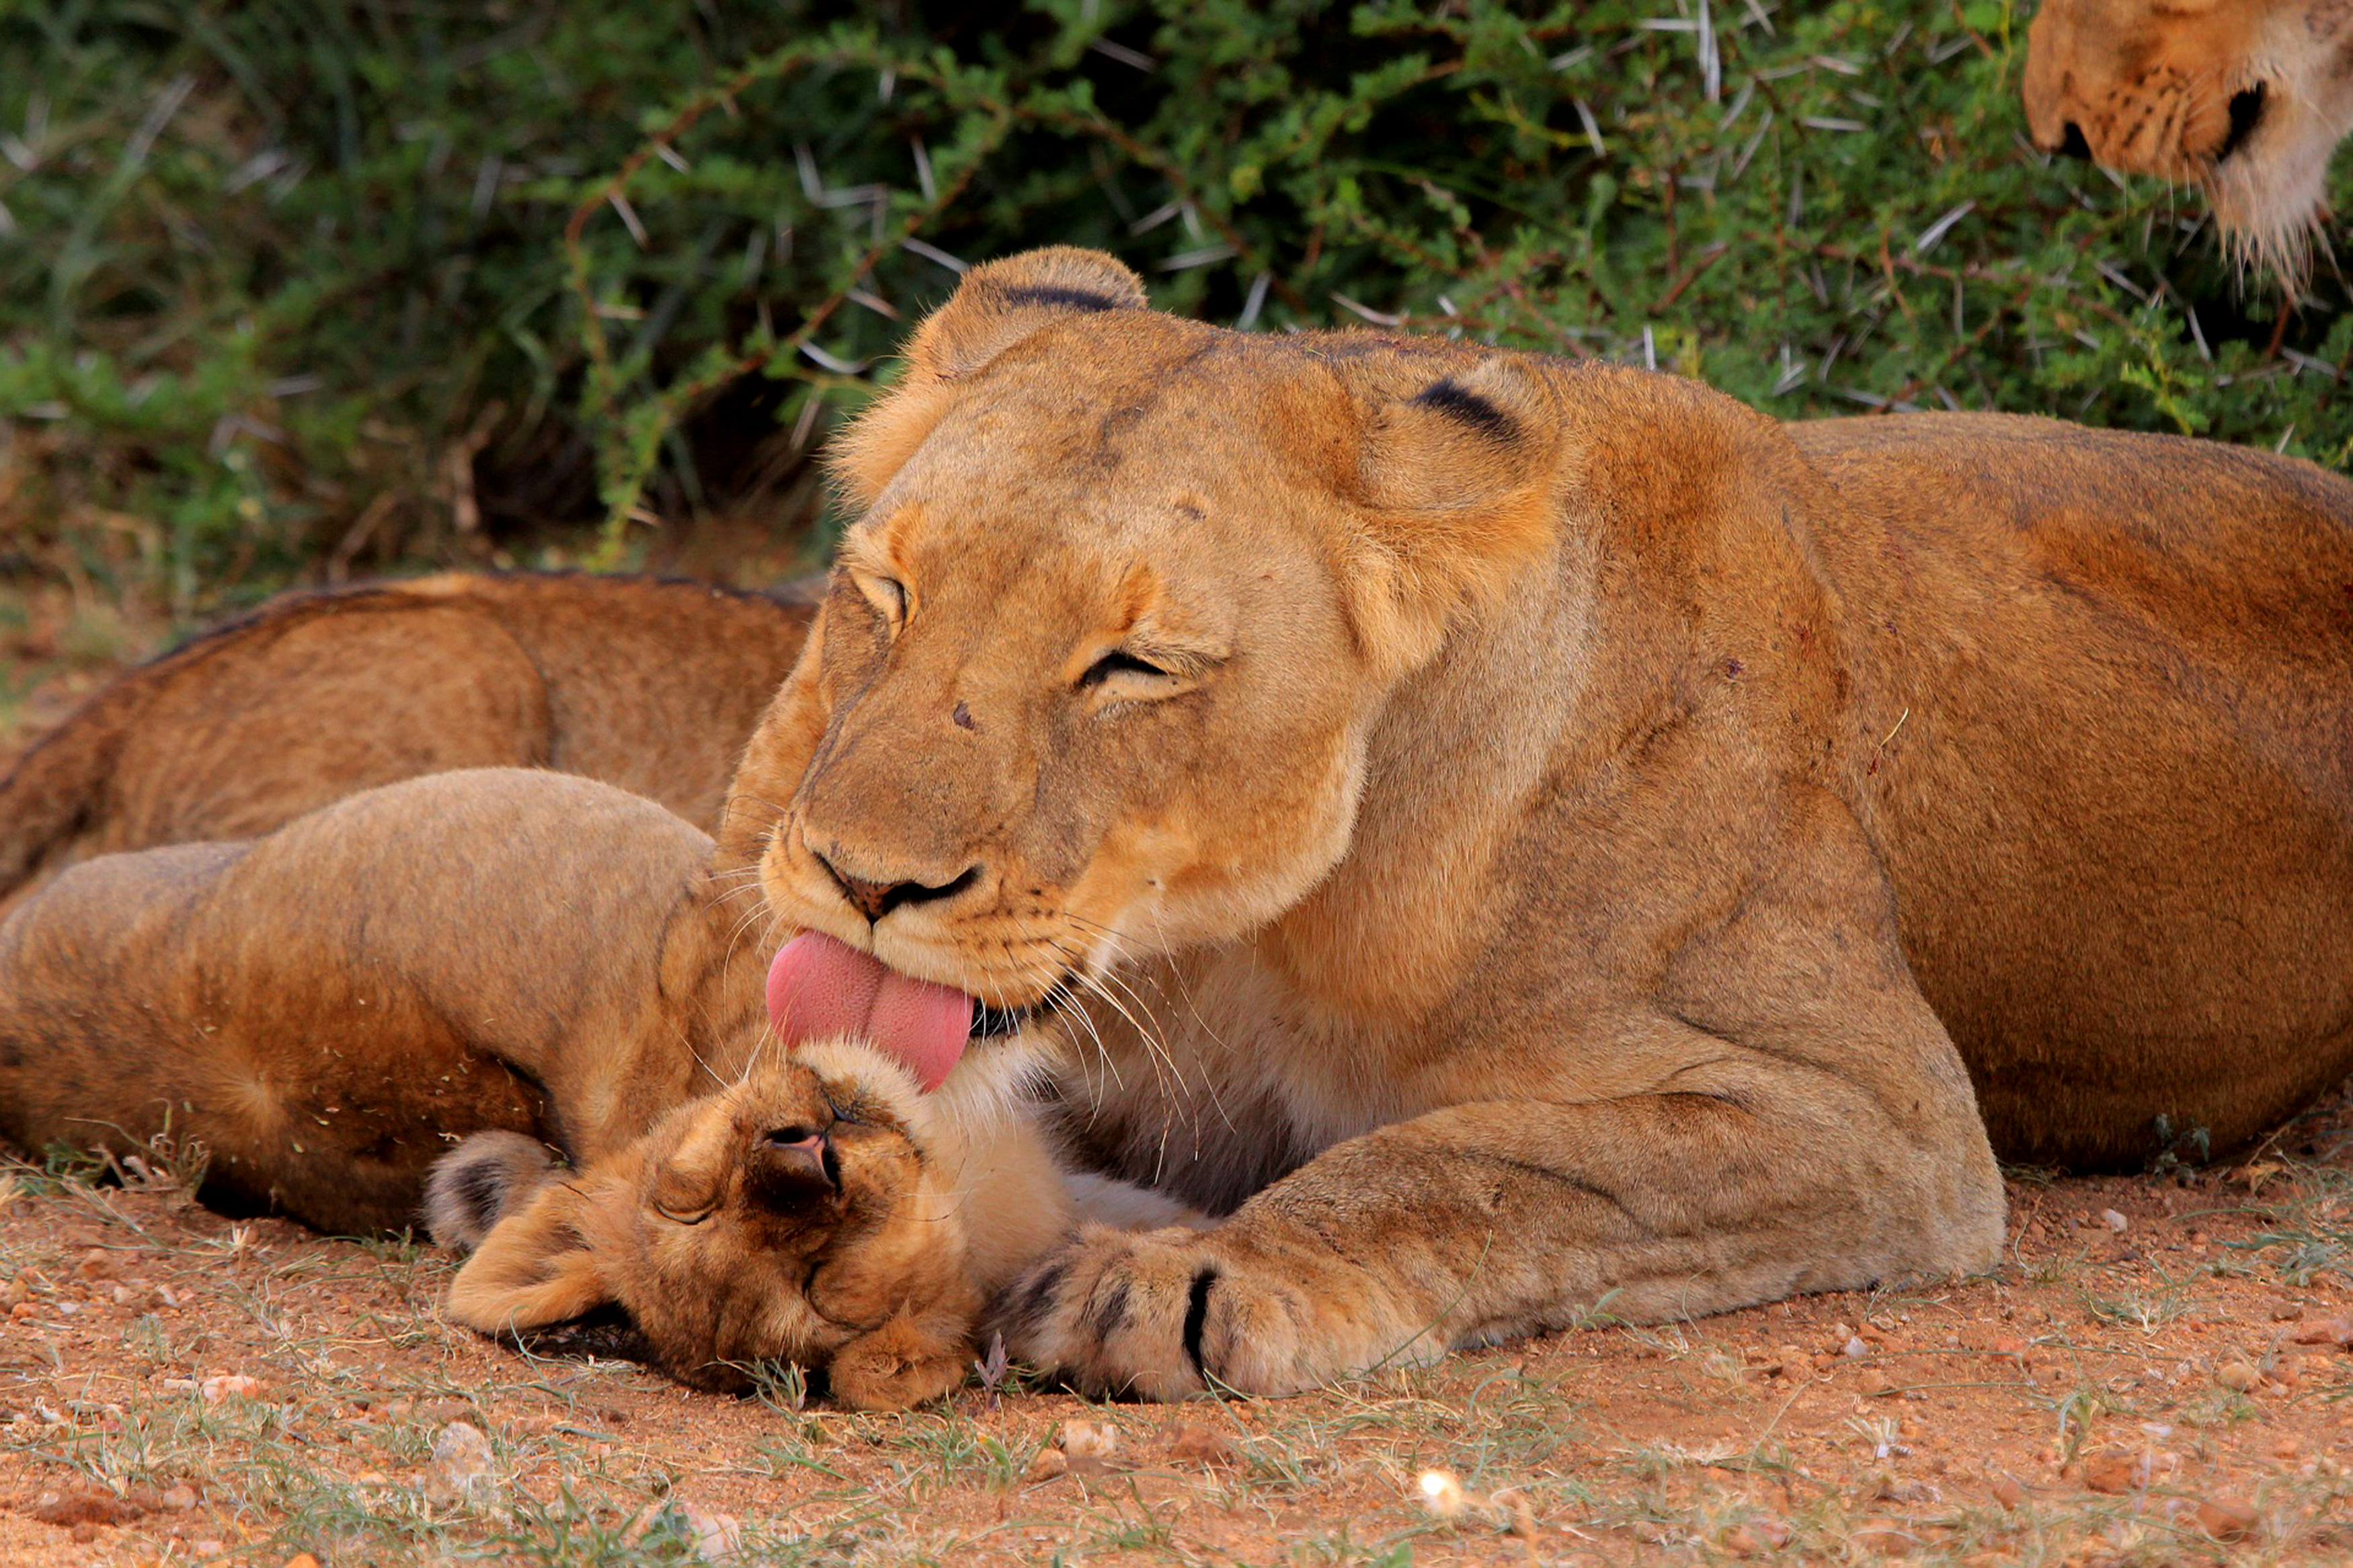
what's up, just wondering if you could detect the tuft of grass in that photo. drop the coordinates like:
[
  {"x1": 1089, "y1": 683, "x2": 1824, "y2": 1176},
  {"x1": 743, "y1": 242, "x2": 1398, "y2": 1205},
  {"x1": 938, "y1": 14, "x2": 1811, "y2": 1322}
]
[{"x1": 2235, "y1": 1163, "x2": 2353, "y2": 1287}]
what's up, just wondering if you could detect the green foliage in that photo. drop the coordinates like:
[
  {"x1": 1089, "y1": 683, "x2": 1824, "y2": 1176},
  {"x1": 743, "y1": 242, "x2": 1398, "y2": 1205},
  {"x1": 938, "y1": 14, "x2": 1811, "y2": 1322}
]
[{"x1": 3, "y1": 0, "x2": 2347, "y2": 609}]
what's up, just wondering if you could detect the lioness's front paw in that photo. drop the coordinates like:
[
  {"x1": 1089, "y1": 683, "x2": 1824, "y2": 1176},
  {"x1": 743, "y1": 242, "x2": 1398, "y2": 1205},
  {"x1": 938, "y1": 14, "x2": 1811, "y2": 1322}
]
[{"x1": 996, "y1": 1225, "x2": 1378, "y2": 1399}]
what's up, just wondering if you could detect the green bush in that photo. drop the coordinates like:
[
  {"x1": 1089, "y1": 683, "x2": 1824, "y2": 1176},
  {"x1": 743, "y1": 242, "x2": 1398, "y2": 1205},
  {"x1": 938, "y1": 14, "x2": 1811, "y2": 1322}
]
[{"x1": 3, "y1": 1, "x2": 2346, "y2": 614}]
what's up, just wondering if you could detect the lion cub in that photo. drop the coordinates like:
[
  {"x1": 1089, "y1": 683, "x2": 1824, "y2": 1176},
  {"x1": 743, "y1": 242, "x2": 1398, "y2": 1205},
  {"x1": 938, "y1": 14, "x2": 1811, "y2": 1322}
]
[
  {"x1": 429, "y1": 1040, "x2": 1071, "y2": 1407},
  {"x1": 0, "y1": 769, "x2": 1138, "y2": 1405}
]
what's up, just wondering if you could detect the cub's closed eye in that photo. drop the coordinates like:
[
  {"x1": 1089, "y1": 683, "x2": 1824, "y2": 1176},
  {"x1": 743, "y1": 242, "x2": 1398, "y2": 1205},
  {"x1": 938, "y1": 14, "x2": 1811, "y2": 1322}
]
[
  {"x1": 1081, "y1": 650, "x2": 1170, "y2": 688},
  {"x1": 856, "y1": 573, "x2": 908, "y2": 625}
]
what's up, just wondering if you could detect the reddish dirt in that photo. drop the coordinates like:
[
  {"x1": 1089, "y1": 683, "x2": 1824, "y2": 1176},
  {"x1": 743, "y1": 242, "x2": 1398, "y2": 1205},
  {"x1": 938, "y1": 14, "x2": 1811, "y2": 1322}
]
[{"x1": 0, "y1": 1124, "x2": 2348, "y2": 1566}]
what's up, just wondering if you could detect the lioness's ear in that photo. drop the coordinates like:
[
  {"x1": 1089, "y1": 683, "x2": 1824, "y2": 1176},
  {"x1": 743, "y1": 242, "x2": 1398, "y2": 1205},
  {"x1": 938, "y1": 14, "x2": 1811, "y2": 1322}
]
[
  {"x1": 1348, "y1": 356, "x2": 1568, "y2": 673},
  {"x1": 444, "y1": 1165, "x2": 631, "y2": 1333},
  {"x1": 908, "y1": 246, "x2": 1148, "y2": 382},
  {"x1": 831, "y1": 247, "x2": 1148, "y2": 507}
]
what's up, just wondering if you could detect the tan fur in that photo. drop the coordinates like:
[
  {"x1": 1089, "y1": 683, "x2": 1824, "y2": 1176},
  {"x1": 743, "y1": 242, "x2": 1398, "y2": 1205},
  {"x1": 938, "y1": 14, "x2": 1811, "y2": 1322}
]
[
  {"x1": 0, "y1": 770, "x2": 1099, "y2": 1405},
  {"x1": 2024, "y1": 0, "x2": 2353, "y2": 282},
  {"x1": 716, "y1": 248, "x2": 2353, "y2": 1398},
  {"x1": 0, "y1": 571, "x2": 815, "y2": 923}
]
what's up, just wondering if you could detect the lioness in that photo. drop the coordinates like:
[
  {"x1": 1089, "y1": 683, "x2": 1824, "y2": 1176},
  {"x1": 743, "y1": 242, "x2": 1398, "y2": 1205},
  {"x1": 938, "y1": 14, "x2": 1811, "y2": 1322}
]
[
  {"x1": 0, "y1": 768, "x2": 1177, "y2": 1405},
  {"x1": 715, "y1": 246, "x2": 2353, "y2": 1399},
  {"x1": 0, "y1": 571, "x2": 815, "y2": 922},
  {"x1": 2024, "y1": 0, "x2": 2353, "y2": 282}
]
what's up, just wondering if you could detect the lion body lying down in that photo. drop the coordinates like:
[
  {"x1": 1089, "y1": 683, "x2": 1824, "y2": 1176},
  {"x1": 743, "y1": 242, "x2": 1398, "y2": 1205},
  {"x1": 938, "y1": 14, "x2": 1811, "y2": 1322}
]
[
  {"x1": 0, "y1": 769, "x2": 1153, "y2": 1405},
  {"x1": 715, "y1": 247, "x2": 2353, "y2": 1399},
  {"x1": 0, "y1": 572, "x2": 815, "y2": 923},
  {"x1": 2023, "y1": 0, "x2": 2353, "y2": 282}
]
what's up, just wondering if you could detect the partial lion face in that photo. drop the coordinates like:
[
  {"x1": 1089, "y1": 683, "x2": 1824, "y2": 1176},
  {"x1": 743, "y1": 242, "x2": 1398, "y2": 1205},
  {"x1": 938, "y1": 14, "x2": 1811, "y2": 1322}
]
[
  {"x1": 2023, "y1": 0, "x2": 2353, "y2": 281},
  {"x1": 725, "y1": 249, "x2": 1566, "y2": 1042},
  {"x1": 433, "y1": 1042, "x2": 979, "y2": 1408}
]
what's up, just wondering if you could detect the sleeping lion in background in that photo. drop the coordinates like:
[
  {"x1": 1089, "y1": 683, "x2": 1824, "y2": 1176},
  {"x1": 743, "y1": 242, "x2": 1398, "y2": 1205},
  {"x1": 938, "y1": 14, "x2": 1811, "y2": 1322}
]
[
  {"x1": 0, "y1": 769, "x2": 1187, "y2": 1406},
  {"x1": 0, "y1": 571, "x2": 815, "y2": 923},
  {"x1": 2024, "y1": 0, "x2": 2353, "y2": 284}
]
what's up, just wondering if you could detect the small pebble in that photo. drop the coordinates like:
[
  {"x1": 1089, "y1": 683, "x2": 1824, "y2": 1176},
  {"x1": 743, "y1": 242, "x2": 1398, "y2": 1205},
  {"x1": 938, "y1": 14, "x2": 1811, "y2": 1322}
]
[
  {"x1": 2079, "y1": 1450, "x2": 2141, "y2": 1494},
  {"x1": 2285, "y1": 1315, "x2": 2352, "y2": 1348},
  {"x1": 2193, "y1": 1498, "x2": 2258, "y2": 1542},
  {"x1": 1164, "y1": 1421, "x2": 1235, "y2": 1467},
  {"x1": 680, "y1": 1505, "x2": 740, "y2": 1563},
  {"x1": 424, "y1": 1419, "x2": 496, "y2": 1501},
  {"x1": 1058, "y1": 1417, "x2": 1118, "y2": 1463}
]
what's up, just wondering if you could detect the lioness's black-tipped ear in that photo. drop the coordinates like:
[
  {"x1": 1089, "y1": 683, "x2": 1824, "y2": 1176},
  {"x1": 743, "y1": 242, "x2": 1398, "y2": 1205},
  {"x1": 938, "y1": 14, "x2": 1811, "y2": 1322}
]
[
  {"x1": 424, "y1": 1131, "x2": 559, "y2": 1252},
  {"x1": 830, "y1": 247, "x2": 1148, "y2": 507},
  {"x1": 908, "y1": 247, "x2": 1148, "y2": 382},
  {"x1": 445, "y1": 1164, "x2": 632, "y2": 1333},
  {"x1": 1347, "y1": 355, "x2": 1568, "y2": 673}
]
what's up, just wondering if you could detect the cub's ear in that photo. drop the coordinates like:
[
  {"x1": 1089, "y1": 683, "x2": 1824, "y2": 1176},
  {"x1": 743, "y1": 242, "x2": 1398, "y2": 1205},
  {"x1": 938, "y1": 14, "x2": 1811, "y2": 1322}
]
[
  {"x1": 830, "y1": 247, "x2": 1148, "y2": 507},
  {"x1": 423, "y1": 1131, "x2": 560, "y2": 1252},
  {"x1": 1347, "y1": 355, "x2": 1568, "y2": 674},
  {"x1": 644, "y1": 1098, "x2": 734, "y2": 1225},
  {"x1": 444, "y1": 1163, "x2": 633, "y2": 1333}
]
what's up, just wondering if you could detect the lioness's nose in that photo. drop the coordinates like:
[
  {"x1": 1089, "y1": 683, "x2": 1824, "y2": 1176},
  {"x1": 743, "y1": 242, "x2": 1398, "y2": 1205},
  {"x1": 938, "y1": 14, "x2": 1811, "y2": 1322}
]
[{"x1": 815, "y1": 850, "x2": 979, "y2": 923}]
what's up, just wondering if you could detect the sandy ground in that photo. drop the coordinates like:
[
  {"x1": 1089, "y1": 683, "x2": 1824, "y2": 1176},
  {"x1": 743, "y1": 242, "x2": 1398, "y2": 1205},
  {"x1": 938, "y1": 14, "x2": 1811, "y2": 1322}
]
[
  {"x1": 2, "y1": 595, "x2": 2349, "y2": 1566},
  {"x1": 1, "y1": 1130, "x2": 2348, "y2": 1567}
]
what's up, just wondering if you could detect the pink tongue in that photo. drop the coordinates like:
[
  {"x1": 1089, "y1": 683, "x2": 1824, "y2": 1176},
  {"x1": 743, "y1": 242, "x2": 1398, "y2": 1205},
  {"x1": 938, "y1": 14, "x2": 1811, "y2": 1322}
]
[{"x1": 765, "y1": 932, "x2": 975, "y2": 1092}]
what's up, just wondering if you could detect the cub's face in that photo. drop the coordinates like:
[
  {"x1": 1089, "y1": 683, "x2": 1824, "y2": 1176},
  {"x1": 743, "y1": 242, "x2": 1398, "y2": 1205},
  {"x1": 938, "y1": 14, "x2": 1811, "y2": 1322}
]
[
  {"x1": 435, "y1": 1042, "x2": 980, "y2": 1408},
  {"x1": 723, "y1": 248, "x2": 1562, "y2": 1042}
]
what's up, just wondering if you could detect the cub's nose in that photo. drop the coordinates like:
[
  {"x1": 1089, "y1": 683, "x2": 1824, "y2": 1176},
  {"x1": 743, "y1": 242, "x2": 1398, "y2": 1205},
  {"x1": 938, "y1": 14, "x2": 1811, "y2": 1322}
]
[
  {"x1": 749, "y1": 1125, "x2": 838, "y2": 1204},
  {"x1": 815, "y1": 850, "x2": 979, "y2": 923}
]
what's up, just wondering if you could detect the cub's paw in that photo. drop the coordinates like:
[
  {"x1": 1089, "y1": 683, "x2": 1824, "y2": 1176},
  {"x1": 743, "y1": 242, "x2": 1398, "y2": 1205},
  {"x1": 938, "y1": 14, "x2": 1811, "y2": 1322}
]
[
  {"x1": 828, "y1": 1316, "x2": 971, "y2": 1411},
  {"x1": 996, "y1": 1225, "x2": 1371, "y2": 1399}
]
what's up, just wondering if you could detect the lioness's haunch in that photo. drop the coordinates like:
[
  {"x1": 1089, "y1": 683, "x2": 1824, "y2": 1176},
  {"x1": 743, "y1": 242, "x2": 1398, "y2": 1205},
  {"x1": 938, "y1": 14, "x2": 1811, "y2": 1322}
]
[
  {"x1": 716, "y1": 246, "x2": 2353, "y2": 1399},
  {"x1": 0, "y1": 571, "x2": 815, "y2": 923},
  {"x1": 0, "y1": 770, "x2": 1166, "y2": 1404}
]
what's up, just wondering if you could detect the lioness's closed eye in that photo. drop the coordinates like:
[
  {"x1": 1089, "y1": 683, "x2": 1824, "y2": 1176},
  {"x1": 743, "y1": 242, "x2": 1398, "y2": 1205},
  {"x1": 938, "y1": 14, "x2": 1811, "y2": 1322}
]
[{"x1": 429, "y1": 1041, "x2": 1023, "y2": 1411}]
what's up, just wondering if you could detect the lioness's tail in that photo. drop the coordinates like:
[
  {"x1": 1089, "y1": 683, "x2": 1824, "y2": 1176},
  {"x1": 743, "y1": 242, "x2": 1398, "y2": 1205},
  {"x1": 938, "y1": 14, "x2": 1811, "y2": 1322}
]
[{"x1": 0, "y1": 679, "x2": 138, "y2": 910}]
